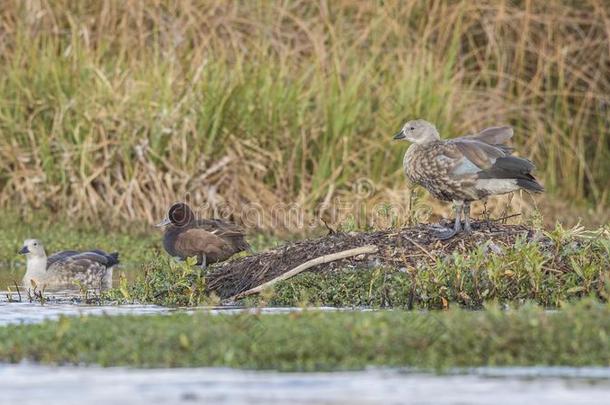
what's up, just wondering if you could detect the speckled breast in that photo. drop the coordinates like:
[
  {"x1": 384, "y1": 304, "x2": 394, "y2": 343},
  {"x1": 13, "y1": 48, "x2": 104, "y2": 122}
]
[{"x1": 403, "y1": 143, "x2": 470, "y2": 202}]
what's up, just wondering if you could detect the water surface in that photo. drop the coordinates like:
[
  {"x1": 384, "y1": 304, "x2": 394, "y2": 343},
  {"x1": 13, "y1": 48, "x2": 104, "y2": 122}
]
[{"x1": 1, "y1": 365, "x2": 609, "y2": 405}]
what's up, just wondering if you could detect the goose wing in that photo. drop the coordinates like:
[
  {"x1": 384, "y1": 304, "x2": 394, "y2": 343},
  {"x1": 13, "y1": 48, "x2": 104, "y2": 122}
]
[
  {"x1": 444, "y1": 139, "x2": 508, "y2": 177},
  {"x1": 460, "y1": 126, "x2": 514, "y2": 154},
  {"x1": 47, "y1": 251, "x2": 79, "y2": 267},
  {"x1": 443, "y1": 138, "x2": 542, "y2": 191},
  {"x1": 48, "y1": 250, "x2": 118, "y2": 271}
]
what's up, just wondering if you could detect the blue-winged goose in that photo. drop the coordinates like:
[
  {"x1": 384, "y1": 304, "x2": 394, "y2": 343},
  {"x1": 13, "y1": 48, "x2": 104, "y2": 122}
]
[
  {"x1": 19, "y1": 239, "x2": 119, "y2": 290},
  {"x1": 394, "y1": 119, "x2": 543, "y2": 239},
  {"x1": 155, "y1": 202, "x2": 251, "y2": 267}
]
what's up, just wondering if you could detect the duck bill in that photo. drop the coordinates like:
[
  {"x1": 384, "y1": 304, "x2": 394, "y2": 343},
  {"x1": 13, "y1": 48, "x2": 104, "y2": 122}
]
[
  {"x1": 155, "y1": 218, "x2": 172, "y2": 228},
  {"x1": 393, "y1": 131, "x2": 406, "y2": 140},
  {"x1": 18, "y1": 246, "x2": 29, "y2": 254}
]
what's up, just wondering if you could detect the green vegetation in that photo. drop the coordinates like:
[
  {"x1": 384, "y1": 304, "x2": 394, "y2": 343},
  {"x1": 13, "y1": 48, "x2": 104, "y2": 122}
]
[
  {"x1": 105, "y1": 224, "x2": 610, "y2": 308},
  {"x1": 0, "y1": 301, "x2": 608, "y2": 370},
  {"x1": 0, "y1": 1, "x2": 607, "y2": 231},
  {"x1": 268, "y1": 227, "x2": 610, "y2": 308}
]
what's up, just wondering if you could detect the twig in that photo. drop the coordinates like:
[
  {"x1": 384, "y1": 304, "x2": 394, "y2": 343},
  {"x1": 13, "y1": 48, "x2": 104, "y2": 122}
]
[
  {"x1": 402, "y1": 236, "x2": 436, "y2": 262},
  {"x1": 320, "y1": 217, "x2": 336, "y2": 235},
  {"x1": 227, "y1": 245, "x2": 379, "y2": 301},
  {"x1": 489, "y1": 213, "x2": 521, "y2": 223}
]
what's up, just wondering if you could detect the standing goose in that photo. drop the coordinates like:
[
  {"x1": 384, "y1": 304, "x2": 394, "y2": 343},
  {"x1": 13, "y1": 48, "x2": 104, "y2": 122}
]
[
  {"x1": 394, "y1": 119, "x2": 543, "y2": 239},
  {"x1": 155, "y1": 202, "x2": 251, "y2": 267},
  {"x1": 19, "y1": 239, "x2": 119, "y2": 290}
]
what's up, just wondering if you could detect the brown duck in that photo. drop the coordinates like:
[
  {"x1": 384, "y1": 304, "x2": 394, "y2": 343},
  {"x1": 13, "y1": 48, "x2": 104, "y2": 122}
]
[
  {"x1": 155, "y1": 202, "x2": 250, "y2": 267},
  {"x1": 394, "y1": 119, "x2": 543, "y2": 239}
]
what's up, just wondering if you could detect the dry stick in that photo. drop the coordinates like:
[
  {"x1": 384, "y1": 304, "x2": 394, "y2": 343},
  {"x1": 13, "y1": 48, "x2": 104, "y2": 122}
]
[
  {"x1": 402, "y1": 236, "x2": 436, "y2": 262},
  {"x1": 490, "y1": 213, "x2": 521, "y2": 223},
  {"x1": 228, "y1": 245, "x2": 379, "y2": 301}
]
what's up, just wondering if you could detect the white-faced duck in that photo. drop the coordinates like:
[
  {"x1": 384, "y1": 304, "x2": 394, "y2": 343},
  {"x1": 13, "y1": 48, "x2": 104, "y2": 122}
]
[
  {"x1": 394, "y1": 119, "x2": 543, "y2": 239},
  {"x1": 155, "y1": 202, "x2": 251, "y2": 268},
  {"x1": 19, "y1": 239, "x2": 119, "y2": 291}
]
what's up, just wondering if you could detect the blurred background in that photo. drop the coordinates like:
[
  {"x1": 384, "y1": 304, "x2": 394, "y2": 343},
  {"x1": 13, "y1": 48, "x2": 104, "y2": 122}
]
[{"x1": 0, "y1": 0, "x2": 608, "y2": 234}]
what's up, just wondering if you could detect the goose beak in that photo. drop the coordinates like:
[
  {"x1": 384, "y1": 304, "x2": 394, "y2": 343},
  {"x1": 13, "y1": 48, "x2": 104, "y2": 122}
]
[
  {"x1": 19, "y1": 246, "x2": 29, "y2": 254},
  {"x1": 155, "y1": 218, "x2": 172, "y2": 228},
  {"x1": 393, "y1": 130, "x2": 406, "y2": 140}
]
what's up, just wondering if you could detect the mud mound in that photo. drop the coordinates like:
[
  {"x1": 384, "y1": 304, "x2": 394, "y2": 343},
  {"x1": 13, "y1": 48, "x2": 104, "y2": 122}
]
[{"x1": 207, "y1": 221, "x2": 540, "y2": 299}]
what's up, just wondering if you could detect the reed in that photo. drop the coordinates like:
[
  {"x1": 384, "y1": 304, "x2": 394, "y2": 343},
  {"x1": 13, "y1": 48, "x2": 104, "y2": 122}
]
[{"x1": 0, "y1": 0, "x2": 608, "y2": 231}]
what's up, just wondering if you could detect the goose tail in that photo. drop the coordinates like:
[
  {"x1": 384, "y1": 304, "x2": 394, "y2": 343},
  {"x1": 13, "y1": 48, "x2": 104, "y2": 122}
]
[{"x1": 107, "y1": 252, "x2": 120, "y2": 267}]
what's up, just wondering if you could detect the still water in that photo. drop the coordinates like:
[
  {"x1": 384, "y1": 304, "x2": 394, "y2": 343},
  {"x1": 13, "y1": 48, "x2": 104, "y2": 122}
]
[{"x1": 0, "y1": 364, "x2": 609, "y2": 405}]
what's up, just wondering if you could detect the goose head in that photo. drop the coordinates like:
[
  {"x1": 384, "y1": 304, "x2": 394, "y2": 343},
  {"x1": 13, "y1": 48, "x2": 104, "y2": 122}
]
[
  {"x1": 393, "y1": 119, "x2": 441, "y2": 144},
  {"x1": 19, "y1": 239, "x2": 46, "y2": 258}
]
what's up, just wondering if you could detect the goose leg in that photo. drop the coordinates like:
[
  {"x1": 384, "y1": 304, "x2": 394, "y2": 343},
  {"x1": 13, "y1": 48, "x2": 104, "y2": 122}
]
[
  {"x1": 463, "y1": 201, "x2": 472, "y2": 233},
  {"x1": 199, "y1": 254, "x2": 207, "y2": 270},
  {"x1": 434, "y1": 201, "x2": 463, "y2": 240}
]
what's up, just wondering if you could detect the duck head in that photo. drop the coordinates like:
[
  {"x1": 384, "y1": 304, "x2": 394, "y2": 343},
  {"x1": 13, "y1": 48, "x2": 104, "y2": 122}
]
[
  {"x1": 19, "y1": 239, "x2": 46, "y2": 258},
  {"x1": 393, "y1": 119, "x2": 440, "y2": 144},
  {"x1": 155, "y1": 202, "x2": 195, "y2": 228}
]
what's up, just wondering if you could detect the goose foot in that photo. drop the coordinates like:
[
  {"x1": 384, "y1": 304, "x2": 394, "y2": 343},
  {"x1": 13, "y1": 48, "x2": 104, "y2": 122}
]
[{"x1": 431, "y1": 224, "x2": 459, "y2": 240}]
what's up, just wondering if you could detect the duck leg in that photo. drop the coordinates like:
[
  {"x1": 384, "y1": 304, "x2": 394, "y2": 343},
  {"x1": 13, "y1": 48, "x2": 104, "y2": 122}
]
[
  {"x1": 463, "y1": 201, "x2": 472, "y2": 233},
  {"x1": 434, "y1": 201, "x2": 463, "y2": 240},
  {"x1": 199, "y1": 254, "x2": 207, "y2": 270}
]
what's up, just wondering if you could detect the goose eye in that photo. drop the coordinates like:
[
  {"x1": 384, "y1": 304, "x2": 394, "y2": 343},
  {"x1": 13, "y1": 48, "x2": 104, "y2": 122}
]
[{"x1": 410, "y1": 127, "x2": 415, "y2": 130}]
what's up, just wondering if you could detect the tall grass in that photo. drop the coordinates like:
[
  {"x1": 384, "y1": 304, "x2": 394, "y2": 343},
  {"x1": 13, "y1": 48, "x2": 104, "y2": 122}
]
[{"x1": 0, "y1": 0, "x2": 608, "y2": 231}]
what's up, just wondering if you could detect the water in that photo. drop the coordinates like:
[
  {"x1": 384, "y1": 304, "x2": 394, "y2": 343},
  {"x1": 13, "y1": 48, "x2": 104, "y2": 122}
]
[
  {"x1": 0, "y1": 364, "x2": 609, "y2": 405},
  {"x1": 0, "y1": 291, "x2": 346, "y2": 325},
  {"x1": 0, "y1": 291, "x2": 168, "y2": 325},
  {"x1": 1, "y1": 292, "x2": 609, "y2": 404}
]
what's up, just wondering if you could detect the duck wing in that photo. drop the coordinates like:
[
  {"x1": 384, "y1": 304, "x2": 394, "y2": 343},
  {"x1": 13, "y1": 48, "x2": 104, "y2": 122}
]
[
  {"x1": 193, "y1": 219, "x2": 251, "y2": 252},
  {"x1": 194, "y1": 219, "x2": 247, "y2": 237},
  {"x1": 174, "y1": 228, "x2": 233, "y2": 261}
]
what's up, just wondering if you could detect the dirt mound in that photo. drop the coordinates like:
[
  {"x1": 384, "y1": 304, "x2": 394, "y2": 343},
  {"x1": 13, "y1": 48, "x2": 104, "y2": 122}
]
[{"x1": 207, "y1": 221, "x2": 540, "y2": 299}]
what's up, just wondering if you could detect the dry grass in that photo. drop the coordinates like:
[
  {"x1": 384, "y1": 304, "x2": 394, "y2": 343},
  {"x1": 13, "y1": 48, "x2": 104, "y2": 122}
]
[{"x1": 0, "y1": 0, "x2": 608, "y2": 233}]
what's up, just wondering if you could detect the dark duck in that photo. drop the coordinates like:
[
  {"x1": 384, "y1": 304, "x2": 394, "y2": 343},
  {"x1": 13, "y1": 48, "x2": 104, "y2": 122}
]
[
  {"x1": 394, "y1": 119, "x2": 543, "y2": 239},
  {"x1": 155, "y1": 202, "x2": 251, "y2": 267}
]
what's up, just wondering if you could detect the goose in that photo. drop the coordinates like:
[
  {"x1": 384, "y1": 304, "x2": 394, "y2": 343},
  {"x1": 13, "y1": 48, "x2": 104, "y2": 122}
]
[
  {"x1": 394, "y1": 119, "x2": 543, "y2": 239},
  {"x1": 19, "y1": 239, "x2": 118, "y2": 290},
  {"x1": 155, "y1": 202, "x2": 251, "y2": 268}
]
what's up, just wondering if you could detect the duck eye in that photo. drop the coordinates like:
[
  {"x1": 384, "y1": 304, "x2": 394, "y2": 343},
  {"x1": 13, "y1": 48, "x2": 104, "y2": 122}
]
[{"x1": 410, "y1": 127, "x2": 415, "y2": 131}]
